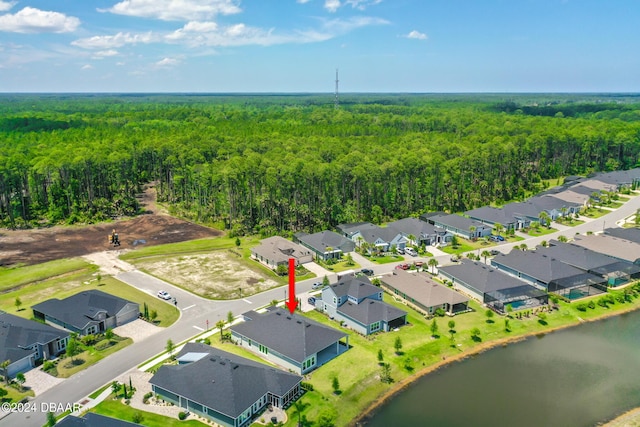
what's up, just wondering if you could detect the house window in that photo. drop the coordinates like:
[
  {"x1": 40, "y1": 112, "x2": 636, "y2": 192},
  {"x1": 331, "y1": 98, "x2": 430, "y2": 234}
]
[
  {"x1": 371, "y1": 321, "x2": 381, "y2": 332},
  {"x1": 333, "y1": 297, "x2": 337, "y2": 305},
  {"x1": 259, "y1": 344, "x2": 268, "y2": 354}
]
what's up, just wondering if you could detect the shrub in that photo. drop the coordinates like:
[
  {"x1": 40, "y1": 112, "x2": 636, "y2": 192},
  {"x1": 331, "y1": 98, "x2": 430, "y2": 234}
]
[
  {"x1": 43, "y1": 361, "x2": 55, "y2": 371},
  {"x1": 576, "y1": 303, "x2": 587, "y2": 312},
  {"x1": 132, "y1": 412, "x2": 144, "y2": 423},
  {"x1": 587, "y1": 300, "x2": 596, "y2": 309},
  {"x1": 178, "y1": 411, "x2": 187, "y2": 420},
  {"x1": 301, "y1": 382, "x2": 314, "y2": 391},
  {"x1": 434, "y1": 308, "x2": 445, "y2": 317}
]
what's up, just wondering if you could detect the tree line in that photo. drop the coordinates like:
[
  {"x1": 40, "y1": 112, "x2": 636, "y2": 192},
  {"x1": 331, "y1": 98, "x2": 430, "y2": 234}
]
[{"x1": 1, "y1": 94, "x2": 639, "y2": 235}]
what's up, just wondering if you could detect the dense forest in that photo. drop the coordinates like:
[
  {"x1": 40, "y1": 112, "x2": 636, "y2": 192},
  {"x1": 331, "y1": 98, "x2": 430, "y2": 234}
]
[{"x1": 1, "y1": 93, "x2": 640, "y2": 235}]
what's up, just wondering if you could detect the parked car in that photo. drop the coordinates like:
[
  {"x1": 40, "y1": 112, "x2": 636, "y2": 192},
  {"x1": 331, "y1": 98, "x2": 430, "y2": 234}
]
[
  {"x1": 157, "y1": 290, "x2": 172, "y2": 300},
  {"x1": 395, "y1": 263, "x2": 410, "y2": 270},
  {"x1": 307, "y1": 297, "x2": 316, "y2": 305},
  {"x1": 360, "y1": 268, "x2": 374, "y2": 276},
  {"x1": 405, "y1": 248, "x2": 418, "y2": 257},
  {"x1": 490, "y1": 249, "x2": 500, "y2": 256},
  {"x1": 396, "y1": 247, "x2": 405, "y2": 255},
  {"x1": 312, "y1": 282, "x2": 323, "y2": 290}
]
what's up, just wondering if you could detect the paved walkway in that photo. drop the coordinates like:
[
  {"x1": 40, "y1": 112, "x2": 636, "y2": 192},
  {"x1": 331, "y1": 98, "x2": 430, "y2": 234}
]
[{"x1": 23, "y1": 368, "x2": 65, "y2": 397}]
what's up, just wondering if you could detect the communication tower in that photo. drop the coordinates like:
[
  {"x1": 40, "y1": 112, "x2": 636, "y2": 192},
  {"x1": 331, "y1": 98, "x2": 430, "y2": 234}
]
[{"x1": 334, "y1": 69, "x2": 339, "y2": 109}]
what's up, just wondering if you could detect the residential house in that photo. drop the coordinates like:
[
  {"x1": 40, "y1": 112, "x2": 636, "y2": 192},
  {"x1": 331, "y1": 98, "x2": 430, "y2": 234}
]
[
  {"x1": 491, "y1": 249, "x2": 607, "y2": 299},
  {"x1": 0, "y1": 312, "x2": 69, "y2": 378},
  {"x1": 250, "y1": 236, "x2": 313, "y2": 269},
  {"x1": 542, "y1": 240, "x2": 640, "y2": 286},
  {"x1": 294, "y1": 230, "x2": 355, "y2": 261},
  {"x1": 32, "y1": 290, "x2": 139, "y2": 336},
  {"x1": 386, "y1": 217, "x2": 453, "y2": 246},
  {"x1": 230, "y1": 307, "x2": 348, "y2": 374},
  {"x1": 439, "y1": 260, "x2": 548, "y2": 313},
  {"x1": 604, "y1": 227, "x2": 640, "y2": 245},
  {"x1": 57, "y1": 413, "x2": 141, "y2": 427},
  {"x1": 425, "y1": 214, "x2": 493, "y2": 239},
  {"x1": 351, "y1": 225, "x2": 408, "y2": 253},
  {"x1": 336, "y1": 222, "x2": 380, "y2": 240},
  {"x1": 590, "y1": 168, "x2": 640, "y2": 190},
  {"x1": 380, "y1": 270, "x2": 470, "y2": 315},
  {"x1": 573, "y1": 234, "x2": 640, "y2": 265},
  {"x1": 465, "y1": 206, "x2": 520, "y2": 231},
  {"x1": 150, "y1": 343, "x2": 302, "y2": 427},
  {"x1": 315, "y1": 275, "x2": 407, "y2": 335}
]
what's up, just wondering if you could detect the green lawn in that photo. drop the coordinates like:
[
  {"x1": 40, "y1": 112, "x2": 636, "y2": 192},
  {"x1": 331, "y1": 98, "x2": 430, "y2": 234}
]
[
  {"x1": 90, "y1": 399, "x2": 208, "y2": 427},
  {"x1": 1, "y1": 384, "x2": 34, "y2": 403},
  {"x1": 526, "y1": 227, "x2": 558, "y2": 237},
  {"x1": 0, "y1": 258, "x2": 95, "y2": 292},
  {"x1": 89, "y1": 383, "x2": 113, "y2": 399},
  {"x1": 2, "y1": 274, "x2": 179, "y2": 328},
  {"x1": 119, "y1": 236, "x2": 252, "y2": 260},
  {"x1": 53, "y1": 337, "x2": 133, "y2": 378},
  {"x1": 369, "y1": 255, "x2": 405, "y2": 264},
  {"x1": 317, "y1": 258, "x2": 360, "y2": 273},
  {"x1": 280, "y1": 286, "x2": 640, "y2": 427},
  {"x1": 582, "y1": 208, "x2": 610, "y2": 219}
]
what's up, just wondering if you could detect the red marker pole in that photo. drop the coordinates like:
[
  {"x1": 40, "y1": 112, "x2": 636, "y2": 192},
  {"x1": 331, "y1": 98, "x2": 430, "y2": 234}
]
[{"x1": 285, "y1": 258, "x2": 298, "y2": 314}]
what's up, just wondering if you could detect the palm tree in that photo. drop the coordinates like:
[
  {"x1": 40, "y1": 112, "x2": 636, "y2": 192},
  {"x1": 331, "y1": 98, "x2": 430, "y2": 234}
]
[
  {"x1": 538, "y1": 211, "x2": 551, "y2": 228},
  {"x1": 469, "y1": 226, "x2": 476, "y2": 240},
  {"x1": 0, "y1": 359, "x2": 10, "y2": 384},
  {"x1": 481, "y1": 250, "x2": 491, "y2": 264},
  {"x1": 428, "y1": 258, "x2": 438, "y2": 274},
  {"x1": 493, "y1": 222, "x2": 504, "y2": 236},
  {"x1": 216, "y1": 320, "x2": 226, "y2": 340}
]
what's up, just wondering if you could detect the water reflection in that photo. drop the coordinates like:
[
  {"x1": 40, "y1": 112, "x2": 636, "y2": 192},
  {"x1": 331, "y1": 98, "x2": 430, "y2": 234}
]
[{"x1": 365, "y1": 312, "x2": 640, "y2": 427}]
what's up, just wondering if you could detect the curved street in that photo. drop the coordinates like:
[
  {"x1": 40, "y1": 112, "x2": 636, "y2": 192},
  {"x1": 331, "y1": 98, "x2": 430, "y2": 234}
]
[{"x1": 3, "y1": 193, "x2": 639, "y2": 427}]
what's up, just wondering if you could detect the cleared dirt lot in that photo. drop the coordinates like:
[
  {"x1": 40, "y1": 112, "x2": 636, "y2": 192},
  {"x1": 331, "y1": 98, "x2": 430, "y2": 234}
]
[
  {"x1": 134, "y1": 251, "x2": 282, "y2": 299},
  {"x1": 0, "y1": 214, "x2": 222, "y2": 267}
]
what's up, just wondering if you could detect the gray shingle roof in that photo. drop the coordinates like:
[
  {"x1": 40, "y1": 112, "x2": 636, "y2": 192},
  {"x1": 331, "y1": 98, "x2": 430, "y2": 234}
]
[
  {"x1": 336, "y1": 222, "x2": 378, "y2": 237},
  {"x1": 297, "y1": 230, "x2": 355, "y2": 253},
  {"x1": 0, "y1": 312, "x2": 69, "y2": 363},
  {"x1": 543, "y1": 240, "x2": 623, "y2": 271},
  {"x1": 329, "y1": 275, "x2": 380, "y2": 299},
  {"x1": 605, "y1": 227, "x2": 640, "y2": 245},
  {"x1": 337, "y1": 299, "x2": 406, "y2": 325},
  {"x1": 150, "y1": 343, "x2": 301, "y2": 420},
  {"x1": 381, "y1": 270, "x2": 469, "y2": 308},
  {"x1": 431, "y1": 214, "x2": 490, "y2": 232},
  {"x1": 439, "y1": 259, "x2": 534, "y2": 295},
  {"x1": 251, "y1": 236, "x2": 312, "y2": 264},
  {"x1": 231, "y1": 308, "x2": 347, "y2": 363},
  {"x1": 572, "y1": 234, "x2": 640, "y2": 264},
  {"x1": 465, "y1": 206, "x2": 516, "y2": 226},
  {"x1": 31, "y1": 290, "x2": 136, "y2": 332},
  {"x1": 491, "y1": 249, "x2": 600, "y2": 284},
  {"x1": 386, "y1": 217, "x2": 437, "y2": 238},
  {"x1": 57, "y1": 413, "x2": 141, "y2": 427}
]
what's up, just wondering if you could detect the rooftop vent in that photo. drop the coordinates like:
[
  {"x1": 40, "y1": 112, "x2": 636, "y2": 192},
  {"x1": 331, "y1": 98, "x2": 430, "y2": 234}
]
[
  {"x1": 296, "y1": 320, "x2": 302, "y2": 324},
  {"x1": 276, "y1": 312, "x2": 281, "y2": 316},
  {"x1": 286, "y1": 316, "x2": 291, "y2": 320}
]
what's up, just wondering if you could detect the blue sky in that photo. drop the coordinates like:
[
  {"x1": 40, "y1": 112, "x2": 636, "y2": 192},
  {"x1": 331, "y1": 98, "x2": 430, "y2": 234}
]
[{"x1": 0, "y1": 0, "x2": 638, "y2": 92}]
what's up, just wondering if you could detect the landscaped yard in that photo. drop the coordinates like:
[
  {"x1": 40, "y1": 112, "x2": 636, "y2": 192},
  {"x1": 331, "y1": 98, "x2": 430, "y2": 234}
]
[
  {"x1": 90, "y1": 399, "x2": 208, "y2": 427},
  {"x1": 526, "y1": 226, "x2": 558, "y2": 237},
  {"x1": 44, "y1": 335, "x2": 133, "y2": 378},
  {"x1": 368, "y1": 254, "x2": 405, "y2": 264},
  {"x1": 316, "y1": 257, "x2": 360, "y2": 273},
  {"x1": 582, "y1": 208, "x2": 610, "y2": 219},
  {"x1": 0, "y1": 384, "x2": 34, "y2": 404}
]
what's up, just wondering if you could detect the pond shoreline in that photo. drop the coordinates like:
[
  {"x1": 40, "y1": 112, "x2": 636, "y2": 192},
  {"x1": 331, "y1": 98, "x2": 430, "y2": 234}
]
[{"x1": 351, "y1": 302, "x2": 640, "y2": 427}]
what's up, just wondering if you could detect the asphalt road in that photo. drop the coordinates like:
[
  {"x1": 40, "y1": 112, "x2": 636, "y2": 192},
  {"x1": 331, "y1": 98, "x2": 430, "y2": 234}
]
[{"x1": 4, "y1": 194, "x2": 640, "y2": 427}]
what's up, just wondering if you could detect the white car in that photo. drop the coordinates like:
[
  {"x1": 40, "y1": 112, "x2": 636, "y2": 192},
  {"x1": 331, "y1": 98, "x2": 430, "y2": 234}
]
[
  {"x1": 405, "y1": 248, "x2": 418, "y2": 257},
  {"x1": 157, "y1": 290, "x2": 172, "y2": 300}
]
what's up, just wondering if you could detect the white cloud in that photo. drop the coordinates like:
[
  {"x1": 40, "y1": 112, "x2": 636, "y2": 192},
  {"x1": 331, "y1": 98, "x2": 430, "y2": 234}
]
[
  {"x1": 155, "y1": 57, "x2": 180, "y2": 67},
  {"x1": 81, "y1": 64, "x2": 93, "y2": 70},
  {"x1": 325, "y1": 0, "x2": 341, "y2": 12},
  {"x1": 0, "y1": 1, "x2": 15, "y2": 12},
  {"x1": 0, "y1": 7, "x2": 80, "y2": 33},
  {"x1": 72, "y1": 32, "x2": 155, "y2": 49},
  {"x1": 406, "y1": 30, "x2": 427, "y2": 40},
  {"x1": 325, "y1": 0, "x2": 381, "y2": 12},
  {"x1": 297, "y1": 0, "x2": 312, "y2": 3},
  {"x1": 102, "y1": 0, "x2": 241, "y2": 21},
  {"x1": 93, "y1": 49, "x2": 119, "y2": 58}
]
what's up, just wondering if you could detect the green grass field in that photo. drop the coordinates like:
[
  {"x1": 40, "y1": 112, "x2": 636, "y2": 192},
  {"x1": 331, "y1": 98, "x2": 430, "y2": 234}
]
[
  {"x1": 54, "y1": 337, "x2": 133, "y2": 378},
  {"x1": 0, "y1": 258, "x2": 95, "y2": 292}
]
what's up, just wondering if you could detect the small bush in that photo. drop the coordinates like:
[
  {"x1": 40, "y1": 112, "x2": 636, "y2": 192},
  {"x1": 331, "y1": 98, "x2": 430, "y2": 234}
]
[
  {"x1": 576, "y1": 303, "x2": 587, "y2": 312},
  {"x1": 178, "y1": 411, "x2": 187, "y2": 420},
  {"x1": 301, "y1": 382, "x2": 314, "y2": 391},
  {"x1": 587, "y1": 300, "x2": 596, "y2": 309}
]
